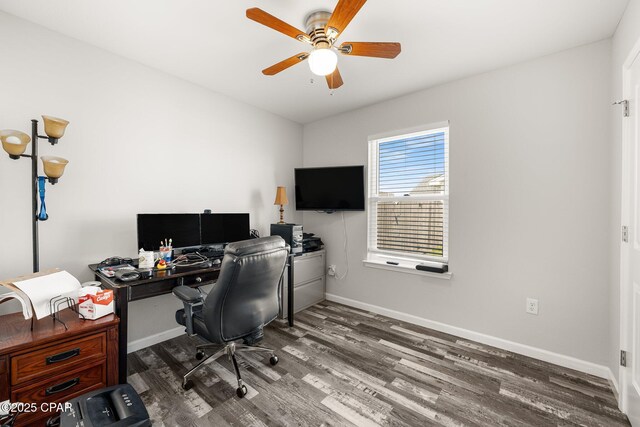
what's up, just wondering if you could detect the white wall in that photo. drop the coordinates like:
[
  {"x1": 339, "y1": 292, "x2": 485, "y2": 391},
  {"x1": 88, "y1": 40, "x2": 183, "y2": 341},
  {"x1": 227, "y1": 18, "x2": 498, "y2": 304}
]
[
  {"x1": 0, "y1": 12, "x2": 303, "y2": 343},
  {"x1": 610, "y1": 0, "x2": 640, "y2": 385},
  {"x1": 0, "y1": 8, "x2": 622, "y2": 371},
  {"x1": 303, "y1": 40, "x2": 612, "y2": 366}
]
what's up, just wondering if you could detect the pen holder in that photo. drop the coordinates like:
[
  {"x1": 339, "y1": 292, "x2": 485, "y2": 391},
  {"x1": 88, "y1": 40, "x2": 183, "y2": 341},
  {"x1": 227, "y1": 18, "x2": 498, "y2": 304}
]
[{"x1": 159, "y1": 247, "x2": 172, "y2": 262}]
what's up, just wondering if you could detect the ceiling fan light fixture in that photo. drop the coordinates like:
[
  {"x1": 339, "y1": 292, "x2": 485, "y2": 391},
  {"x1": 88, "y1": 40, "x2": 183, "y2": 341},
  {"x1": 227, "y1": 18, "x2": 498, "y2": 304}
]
[
  {"x1": 246, "y1": 1, "x2": 401, "y2": 89},
  {"x1": 308, "y1": 47, "x2": 338, "y2": 76}
]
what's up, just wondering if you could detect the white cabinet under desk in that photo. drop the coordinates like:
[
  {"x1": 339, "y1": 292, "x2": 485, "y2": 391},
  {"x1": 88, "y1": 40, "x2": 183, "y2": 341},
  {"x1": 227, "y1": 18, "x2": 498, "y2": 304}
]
[{"x1": 280, "y1": 249, "x2": 326, "y2": 319}]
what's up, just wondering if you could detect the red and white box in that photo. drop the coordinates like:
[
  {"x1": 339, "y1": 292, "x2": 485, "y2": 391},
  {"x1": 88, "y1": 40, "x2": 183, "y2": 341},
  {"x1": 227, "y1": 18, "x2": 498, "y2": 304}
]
[{"x1": 78, "y1": 286, "x2": 114, "y2": 320}]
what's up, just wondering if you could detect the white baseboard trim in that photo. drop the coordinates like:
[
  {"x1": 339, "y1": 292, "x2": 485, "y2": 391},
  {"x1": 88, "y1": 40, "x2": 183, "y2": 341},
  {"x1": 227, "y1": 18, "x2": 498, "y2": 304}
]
[
  {"x1": 127, "y1": 326, "x2": 185, "y2": 354},
  {"x1": 325, "y1": 293, "x2": 610, "y2": 379},
  {"x1": 609, "y1": 368, "x2": 620, "y2": 401}
]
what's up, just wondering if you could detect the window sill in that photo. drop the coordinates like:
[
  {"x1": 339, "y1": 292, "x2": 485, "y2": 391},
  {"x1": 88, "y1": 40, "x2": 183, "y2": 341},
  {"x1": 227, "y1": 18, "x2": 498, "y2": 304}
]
[{"x1": 362, "y1": 259, "x2": 452, "y2": 280}]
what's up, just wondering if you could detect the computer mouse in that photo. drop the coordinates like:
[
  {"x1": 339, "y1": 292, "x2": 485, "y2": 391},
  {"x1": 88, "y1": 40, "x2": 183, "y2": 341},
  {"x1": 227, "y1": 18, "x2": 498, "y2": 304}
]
[{"x1": 212, "y1": 259, "x2": 221, "y2": 266}]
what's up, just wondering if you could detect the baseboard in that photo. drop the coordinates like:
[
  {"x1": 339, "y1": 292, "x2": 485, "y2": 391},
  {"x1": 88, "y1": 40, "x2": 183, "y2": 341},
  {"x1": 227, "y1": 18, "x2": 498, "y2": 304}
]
[
  {"x1": 609, "y1": 367, "x2": 620, "y2": 401},
  {"x1": 325, "y1": 293, "x2": 610, "y2": 379},
  {"x1": 124, "y1": 294, "x2": 612, "y2": 381},
  {"x1": 127, "y1": 326, "x2": 185, "y2": 354}
]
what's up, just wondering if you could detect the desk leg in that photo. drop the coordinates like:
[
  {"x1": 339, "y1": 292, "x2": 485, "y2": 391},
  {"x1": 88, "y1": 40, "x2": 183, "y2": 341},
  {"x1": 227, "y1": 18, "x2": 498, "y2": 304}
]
[
  {"x1": 115, "y1": 287, "x2": 128, "y2": 384},
  {"x1": 288, "y1": 254, "x2": 294, "y2": 327}
]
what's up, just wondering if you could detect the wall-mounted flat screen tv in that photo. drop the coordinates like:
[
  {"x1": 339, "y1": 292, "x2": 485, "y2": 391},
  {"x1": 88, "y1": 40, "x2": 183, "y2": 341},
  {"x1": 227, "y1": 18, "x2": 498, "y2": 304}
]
[{"x1": 295, "y1": 166, "x2": 365, "y2": 212}]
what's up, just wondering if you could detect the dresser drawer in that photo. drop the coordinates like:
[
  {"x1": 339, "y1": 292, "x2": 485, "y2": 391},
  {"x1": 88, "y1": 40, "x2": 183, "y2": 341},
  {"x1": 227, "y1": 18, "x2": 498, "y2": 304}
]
[
  {"x1": 11, "y1": 333, "x2": 106, "y2": 385},
  {"x1": 13, "y1": 362, "x2": 106, "y2": 426},
  {"x1": 294, "y1": 253, "x2": 325, "y2": 285},
  {"x1": 294, "y1": 277, "x2": 325, "y2": 312},
  {"x1": 12, "y1": 361, "x2": 106, "y2": 404}
]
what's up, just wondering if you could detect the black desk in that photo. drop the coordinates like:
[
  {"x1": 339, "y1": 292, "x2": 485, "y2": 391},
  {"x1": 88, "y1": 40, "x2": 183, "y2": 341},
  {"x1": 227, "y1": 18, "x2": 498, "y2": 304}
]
[{"x1": 89, "y1": 254, "x2": 295, "y2": 383}]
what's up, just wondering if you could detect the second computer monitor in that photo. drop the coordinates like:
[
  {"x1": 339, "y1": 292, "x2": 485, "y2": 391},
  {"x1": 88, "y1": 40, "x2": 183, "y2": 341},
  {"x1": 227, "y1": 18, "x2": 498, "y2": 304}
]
[
  {"x1": 137, "y1": 213, "x2": 201, "y2": 251},
  {"x1": 201, "y1": 213, "x2": 250, "y2": 245}
]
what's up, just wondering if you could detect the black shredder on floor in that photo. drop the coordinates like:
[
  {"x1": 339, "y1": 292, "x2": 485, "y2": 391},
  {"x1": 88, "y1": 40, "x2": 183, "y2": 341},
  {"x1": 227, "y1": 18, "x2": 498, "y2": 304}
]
[{"x1": 59, "y1": 384, "x2": 150, "y2": 427}]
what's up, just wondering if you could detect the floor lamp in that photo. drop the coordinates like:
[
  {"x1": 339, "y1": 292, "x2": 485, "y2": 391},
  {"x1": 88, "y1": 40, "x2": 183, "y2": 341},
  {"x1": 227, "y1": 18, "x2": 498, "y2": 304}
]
[{"x1": 0, "y1": 116, "x2": 70, "y2": 273}]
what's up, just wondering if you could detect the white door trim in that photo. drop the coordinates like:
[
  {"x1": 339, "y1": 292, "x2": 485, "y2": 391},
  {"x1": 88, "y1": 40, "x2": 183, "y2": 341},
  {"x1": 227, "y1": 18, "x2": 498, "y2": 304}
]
[{"x1": 619, "y1": 35, "x2": 640, "y2": 415}]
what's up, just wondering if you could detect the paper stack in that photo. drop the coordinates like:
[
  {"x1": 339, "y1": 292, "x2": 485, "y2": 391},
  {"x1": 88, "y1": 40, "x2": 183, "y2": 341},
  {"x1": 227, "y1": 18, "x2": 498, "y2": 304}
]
[
  {"x1": 0, "y1": 269, "x2": 82, "y2": 320},
  {"x1": 0, "y1": 291, "x2": 31, "y2": 319}
]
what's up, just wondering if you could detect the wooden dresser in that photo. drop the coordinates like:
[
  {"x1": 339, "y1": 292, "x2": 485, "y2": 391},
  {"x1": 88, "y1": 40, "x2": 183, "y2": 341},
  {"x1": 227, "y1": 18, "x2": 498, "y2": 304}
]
[{"x1": 0, "y1": 310, "x2": 119, "y2": 426}]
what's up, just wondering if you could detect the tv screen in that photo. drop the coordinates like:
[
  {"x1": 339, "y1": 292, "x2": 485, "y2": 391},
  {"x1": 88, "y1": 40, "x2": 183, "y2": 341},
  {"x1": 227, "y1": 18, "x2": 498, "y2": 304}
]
[
  {"x1": 295, "y1": 166, "x2": 365, "y2": 211},
  {"x1": 137, "y1": 213, "x2": 201, "y2": 250},
  {"x1": 201, "y1": 213, "x2": 250, "y2": 244}
]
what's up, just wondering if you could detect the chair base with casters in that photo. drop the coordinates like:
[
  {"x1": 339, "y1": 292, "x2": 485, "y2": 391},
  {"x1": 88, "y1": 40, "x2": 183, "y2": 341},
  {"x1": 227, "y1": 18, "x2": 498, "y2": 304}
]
[
  {"x1": 180, "y1": 340, "x2": 279, "y2": 396},
  {"x1": 172, "y1": 236, "x2": 289, "y2": 398}
]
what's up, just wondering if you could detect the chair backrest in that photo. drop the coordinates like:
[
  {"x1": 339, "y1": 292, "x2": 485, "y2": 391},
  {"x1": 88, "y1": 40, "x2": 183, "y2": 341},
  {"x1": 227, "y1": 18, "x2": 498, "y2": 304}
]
[{"x1": 203, "y1": 236, "x2": 288, "y2": 343}]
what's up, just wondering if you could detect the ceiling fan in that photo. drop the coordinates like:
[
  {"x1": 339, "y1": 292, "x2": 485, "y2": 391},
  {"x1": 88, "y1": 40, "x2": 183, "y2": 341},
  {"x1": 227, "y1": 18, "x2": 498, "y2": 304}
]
[{"x1": 246, "y1": 0, "x2": 401, "y2": 89}]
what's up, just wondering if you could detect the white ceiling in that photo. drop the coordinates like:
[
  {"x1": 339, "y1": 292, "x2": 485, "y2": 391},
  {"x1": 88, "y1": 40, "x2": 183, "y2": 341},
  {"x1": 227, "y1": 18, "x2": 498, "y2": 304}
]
[{"x1": 0, "y1": 0, "x2": 629, "y2": 123}]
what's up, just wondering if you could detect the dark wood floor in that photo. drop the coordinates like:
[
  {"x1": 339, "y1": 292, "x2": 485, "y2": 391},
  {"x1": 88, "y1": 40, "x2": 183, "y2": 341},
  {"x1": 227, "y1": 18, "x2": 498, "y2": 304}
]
[{"x1": 127, "y1": 301, "x2": 629, "y2": 426}]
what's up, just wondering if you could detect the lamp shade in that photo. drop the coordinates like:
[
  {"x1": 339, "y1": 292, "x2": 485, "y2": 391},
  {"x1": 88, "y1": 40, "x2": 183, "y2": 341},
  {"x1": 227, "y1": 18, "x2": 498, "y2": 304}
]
[
  {"x1": 0, "y1": 130, "x2": 31, "y2": 157},
  {"x1": 42, "y1": 115, "x2": 69, "y2": 139},
  {"x1": 274, "y1": 187, "x2": 288, "y2": 205},
  {"x1": 308, "y1": 47, "x2": 338, "y2": 76},
  {"x1": 41, "y1": 156, "x2": 69, "y2": 180}
]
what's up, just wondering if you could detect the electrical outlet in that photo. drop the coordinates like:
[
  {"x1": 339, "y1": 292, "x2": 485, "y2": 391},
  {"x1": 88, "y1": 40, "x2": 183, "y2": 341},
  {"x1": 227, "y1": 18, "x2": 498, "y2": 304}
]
[
  {"x1": 327, "y1": 265, "x2": 336, "y2": 277},
  {"x1": 526, "y1": 298, "x2": 539, "y2": 315}
]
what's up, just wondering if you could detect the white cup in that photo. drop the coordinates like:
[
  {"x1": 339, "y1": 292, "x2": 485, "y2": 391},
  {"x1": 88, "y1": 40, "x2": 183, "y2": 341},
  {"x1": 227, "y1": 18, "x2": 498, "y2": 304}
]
[{"x1": 139, "y1": 250, "x2": 155, "y2": 269}]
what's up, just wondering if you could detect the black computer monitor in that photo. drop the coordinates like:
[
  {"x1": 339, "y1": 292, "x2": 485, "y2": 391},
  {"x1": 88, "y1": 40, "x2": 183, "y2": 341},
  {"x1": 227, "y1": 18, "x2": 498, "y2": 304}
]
[
  {"x1": 201, "y1": 213, "x2": 250, "y2": 245},
  {"x1": 137, "y1": 213, "x2": 201, "y2": 251}
]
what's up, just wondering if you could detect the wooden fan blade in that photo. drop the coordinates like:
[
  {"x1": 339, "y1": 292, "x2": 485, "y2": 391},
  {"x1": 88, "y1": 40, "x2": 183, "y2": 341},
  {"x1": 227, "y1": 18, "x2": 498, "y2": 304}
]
[
  {"x1": 325, "y1": 67, "x2": 344, "y2": 89},
  {"x1": 262, "y1": 53, "x2": 309, "y2": 76},
  {"x1": 326, "y1": 0, "x2": 367, "y2": 38},
  {"x1": 339, "y1": 42, "x2": 401, "y2": 59},
  {"x1": 246, "y1": 8, "x2": 310, "y2": 43}
]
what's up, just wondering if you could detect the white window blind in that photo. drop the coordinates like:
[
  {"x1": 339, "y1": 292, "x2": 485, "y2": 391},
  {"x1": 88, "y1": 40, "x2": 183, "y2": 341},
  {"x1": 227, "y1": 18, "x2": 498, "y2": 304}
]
[{"x1": 368, "y1": 125, "x2": 449, "y2": 263}]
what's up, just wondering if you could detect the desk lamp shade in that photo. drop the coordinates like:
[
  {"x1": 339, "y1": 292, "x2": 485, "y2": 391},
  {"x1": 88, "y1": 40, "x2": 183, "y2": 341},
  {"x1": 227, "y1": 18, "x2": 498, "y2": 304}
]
[
  {"x1": 274, "y1": 187, "x2": 288, "y2": 205},
  {"x1": 274, "y1": 186, "x2": 288, "y2": 224},
  {"x1": 42, "y1": 115, "x2": 69, "y2": 139},
  {"x1": 41, "y1": 156, "x2": 69, "y2": 183},
  {"x1": 0, "y1": 130, "x2": 31, "y2": 159}
]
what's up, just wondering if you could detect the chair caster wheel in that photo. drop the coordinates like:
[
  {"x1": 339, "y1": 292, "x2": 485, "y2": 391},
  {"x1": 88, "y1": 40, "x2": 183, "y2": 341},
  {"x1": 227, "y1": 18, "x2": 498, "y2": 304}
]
[
  {"x1": 182, "y1": 380, "x2": 194, "y2": 390},
  {"x1": 195, "y1": 350, "x2": 205, "y2": 360},
  {"x1": 269, "y1": 355, "x2": 279, "y2": 366},
  {"x1": 236, "y1": 385, "x2": 248, "y2": 398}
]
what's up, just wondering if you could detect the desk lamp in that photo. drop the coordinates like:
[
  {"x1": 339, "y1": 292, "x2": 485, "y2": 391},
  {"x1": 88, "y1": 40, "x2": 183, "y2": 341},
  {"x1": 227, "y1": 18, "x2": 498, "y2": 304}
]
[
  {"x1": 1, "y1": 116, "x2": 70, "y2": 272},
  {"x1": 274, "y1": 186, "x2": 288, "y2": 224}
]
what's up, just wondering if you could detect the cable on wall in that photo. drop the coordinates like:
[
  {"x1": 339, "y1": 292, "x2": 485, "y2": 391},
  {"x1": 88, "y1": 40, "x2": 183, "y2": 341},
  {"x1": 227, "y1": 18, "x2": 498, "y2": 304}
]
[{"x1": 335, "y1": 211, "x2": 349, "y2": 280}]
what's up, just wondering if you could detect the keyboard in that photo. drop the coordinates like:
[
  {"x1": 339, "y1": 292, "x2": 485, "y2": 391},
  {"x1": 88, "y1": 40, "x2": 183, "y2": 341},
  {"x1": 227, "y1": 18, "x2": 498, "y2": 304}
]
[
  {"x1": 181, "y1": 247, "x2": 224, "y2": 260},
  {"x1": 200, "y1": 249, "x2": 224, "y2": 260}
]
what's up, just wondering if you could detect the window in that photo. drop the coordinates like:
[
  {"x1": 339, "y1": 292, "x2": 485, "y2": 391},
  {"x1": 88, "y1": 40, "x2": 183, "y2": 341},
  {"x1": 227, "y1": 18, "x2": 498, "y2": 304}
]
[{"x1": 367, "y1": 123, "x2": 449, "y2": 266}]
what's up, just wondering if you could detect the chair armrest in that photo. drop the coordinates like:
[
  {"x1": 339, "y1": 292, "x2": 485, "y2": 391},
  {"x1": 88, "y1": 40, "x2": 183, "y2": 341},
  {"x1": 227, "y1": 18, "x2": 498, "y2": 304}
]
[
  {"x1": 173, "y1": 286, "x2": 204, "y2": 336},
  {"x1": 173, "y1": 286, "x2": 203, "y2": 303}
]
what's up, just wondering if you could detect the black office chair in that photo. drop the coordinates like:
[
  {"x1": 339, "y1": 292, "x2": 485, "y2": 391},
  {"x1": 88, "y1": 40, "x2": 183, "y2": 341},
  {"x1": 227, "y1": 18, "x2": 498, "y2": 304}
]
[{"x1": 172, "y1": 236, "x2": 289, "y2": 397}]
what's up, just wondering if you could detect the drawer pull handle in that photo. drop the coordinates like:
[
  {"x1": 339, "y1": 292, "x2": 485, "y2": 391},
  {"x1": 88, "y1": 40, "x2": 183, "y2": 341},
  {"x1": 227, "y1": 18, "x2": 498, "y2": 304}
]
[
  {"x1": 46, "y1": 348, "x2": 80, "y2": 364},
  {"x1": 45, "y1": 377, "x2": 79, "y2": 395}
]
